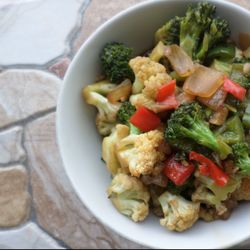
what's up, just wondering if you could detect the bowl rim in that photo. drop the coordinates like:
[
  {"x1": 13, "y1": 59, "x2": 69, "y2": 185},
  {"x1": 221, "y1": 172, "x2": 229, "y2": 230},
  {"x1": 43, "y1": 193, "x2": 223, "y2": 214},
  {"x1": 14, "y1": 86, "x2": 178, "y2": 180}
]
[{"x1": 57, "y1": 0, "x2": 250, "y2": 248}]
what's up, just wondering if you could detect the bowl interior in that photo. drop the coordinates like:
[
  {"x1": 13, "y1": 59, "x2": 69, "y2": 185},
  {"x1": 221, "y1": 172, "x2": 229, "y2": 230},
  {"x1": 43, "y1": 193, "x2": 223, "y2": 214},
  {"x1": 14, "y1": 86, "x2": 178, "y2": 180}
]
[{"x1": 57, "y1": 0, "x2": 250, "y2": 248}]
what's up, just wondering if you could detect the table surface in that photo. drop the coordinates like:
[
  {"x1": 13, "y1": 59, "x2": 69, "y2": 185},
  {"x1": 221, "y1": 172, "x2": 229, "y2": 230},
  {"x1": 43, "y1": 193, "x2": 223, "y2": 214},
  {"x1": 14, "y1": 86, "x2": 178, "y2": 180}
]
[{"x1": 0, "y1": 0, "x2": 249, "y2": 249}]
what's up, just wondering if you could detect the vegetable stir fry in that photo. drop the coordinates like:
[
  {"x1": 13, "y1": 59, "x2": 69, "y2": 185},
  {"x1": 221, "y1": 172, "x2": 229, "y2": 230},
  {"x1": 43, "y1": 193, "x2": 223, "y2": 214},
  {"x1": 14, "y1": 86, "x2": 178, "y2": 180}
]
[{"x1": 83, "y1": 2, "x2": 250, "y2": 232}]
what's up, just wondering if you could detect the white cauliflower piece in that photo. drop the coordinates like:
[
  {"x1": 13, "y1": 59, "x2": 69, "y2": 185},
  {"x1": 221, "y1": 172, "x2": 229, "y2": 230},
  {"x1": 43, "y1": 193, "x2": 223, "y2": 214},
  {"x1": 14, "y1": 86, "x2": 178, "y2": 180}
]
[
  {"x1": 102, "y1": 125, "x2": 130, "y2": 176},
  {"x1": 159, "y1": 191, "x2": 200, "y2": 232},
  {"x1": 116, "y1": 129, "x2": 170, "y2": 177},
  {"x1": 107, "y1": 173, "x2": 150, "y2": 222},
  {"x1": 129, "y1": 56, "x2": 171, "y2": 95}
]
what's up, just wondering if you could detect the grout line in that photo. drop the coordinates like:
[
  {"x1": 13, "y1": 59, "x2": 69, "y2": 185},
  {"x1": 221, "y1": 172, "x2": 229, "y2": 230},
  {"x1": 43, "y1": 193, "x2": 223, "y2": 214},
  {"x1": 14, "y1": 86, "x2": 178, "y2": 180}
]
[{"x1": 0, "y1": 107, "x2": 56, "y2": 134}]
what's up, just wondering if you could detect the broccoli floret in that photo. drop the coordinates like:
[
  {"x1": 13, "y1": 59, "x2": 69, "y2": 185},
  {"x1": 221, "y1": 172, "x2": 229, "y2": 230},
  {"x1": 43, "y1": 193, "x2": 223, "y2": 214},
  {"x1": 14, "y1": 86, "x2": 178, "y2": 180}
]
[
  {"x1": 165, "y1": 103, "x2": 226, "y2": 156},
  {"x1": 107, "y1": 173, "x2": 150, "y2": 222},
  {"x1": 196, "y1": 18, "x2": 230, "y2": 61},
  {"x1": 232, "y1": 143, "x2": 250, "y2": 175},
  {"x1": 117, "y1": 101, "x2": 140, "y2": 135},
  {"x1": 155, "y1": 16, "x2": 181, "y2": 45},
  {"x1": 83, "y1": 81, "x2": 121, "y2": 136},
  {"x1": 100, "y1": 42, "x2": 134, "y2": 84},
  {"x1": 158, "y1": 191, "x2": 200, "y2": 232},
  {"x1": 180, "y1": 2, "x2": 216, "y2": 58}
]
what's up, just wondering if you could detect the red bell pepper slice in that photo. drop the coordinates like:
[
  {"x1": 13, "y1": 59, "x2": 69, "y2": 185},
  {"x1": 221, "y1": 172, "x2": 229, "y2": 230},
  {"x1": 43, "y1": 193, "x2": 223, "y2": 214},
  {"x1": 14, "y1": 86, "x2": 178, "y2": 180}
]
[
  {"x1": 189, "y1": 151, "x2": 229, "y2": 186},
  {"x1": 199, "y1": 164, "x2": 210, "y2": 176},
  {"x1": 164, "y1": 155, "x2": 195, "y2": 186},
  {"x1": 156, "y1": 80, "x2": 176, "y2": 102},
  {"x1": 130, "y1": 107, "x2": 161, "y2": 132},
  {"x1": 223, "y1": 77, "x2": 246, "y2": 101}
]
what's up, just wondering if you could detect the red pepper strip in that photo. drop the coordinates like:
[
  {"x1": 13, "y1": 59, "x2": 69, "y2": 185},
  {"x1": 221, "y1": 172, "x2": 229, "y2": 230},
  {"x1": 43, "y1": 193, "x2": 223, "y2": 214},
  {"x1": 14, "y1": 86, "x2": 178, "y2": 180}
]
[
  {"x1": 130, "y1": 107, "x2": 161, "y2": 132},
  {"x1": 156, "y1": 80, "x2": 176, "y2": 102},
  {"x1": 199, "y1": 164, "x2": 210, "y2": 176},
  {"x1": 223, "y1": 77, "x2": 246, "y2": 101},
  {"x1": 159, "y1": 94, "x2": 179, "y2": 111},
  {"x1": 189, "y1": 151, "x2": 229, "y2": 186},
  {"x1": 164, "y1": 155, "x2": 195, "y2": 186}
]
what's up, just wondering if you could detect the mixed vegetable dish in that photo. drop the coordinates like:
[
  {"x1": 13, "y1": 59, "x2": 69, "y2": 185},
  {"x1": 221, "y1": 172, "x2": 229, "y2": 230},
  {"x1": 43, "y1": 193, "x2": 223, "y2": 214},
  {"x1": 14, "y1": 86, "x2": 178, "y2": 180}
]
[{"x1": 83, "y1": 2, "x2": 250, "y2": 232}]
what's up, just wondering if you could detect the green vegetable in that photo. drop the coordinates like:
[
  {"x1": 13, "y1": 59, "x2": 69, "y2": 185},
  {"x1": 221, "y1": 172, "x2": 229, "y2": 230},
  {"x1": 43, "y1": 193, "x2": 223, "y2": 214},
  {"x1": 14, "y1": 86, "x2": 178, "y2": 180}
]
[
  {"x1": 100, "y1": 42, "x2": 134, "y2": 84},
  {"x1": 155, "y1": 16, "x2": 181, "y2": 45},
  {"x1": 232, "y1": 143, "x2": 250, "y2": 175},
  {"x1": 207, "y1": 44, "x2": 236, "y2": 62},
  {"x1": 196, "y1": 18, "x2": 230, "y2": 61},
  {"x1": 179, "y1": 2, "x2": 216, "y2": 58},
  {"x1": 164, "y1": 102, "x2": 229, "y2": 158},
  {"x1": 243, "y1": 103, "x2": 250, "y2": 128},
  {"x1": 215, "y1": 115, "x2": 245, "y2": 144},
  {"x1": 230, "y1": 63, "x2": 250, "y2": 89},
  {"x1": 117, "y1": 101, "x2": 140, "y2": 134},
  {"x1": 210, "y1": 59, "x2": 232, "y2": 75}
]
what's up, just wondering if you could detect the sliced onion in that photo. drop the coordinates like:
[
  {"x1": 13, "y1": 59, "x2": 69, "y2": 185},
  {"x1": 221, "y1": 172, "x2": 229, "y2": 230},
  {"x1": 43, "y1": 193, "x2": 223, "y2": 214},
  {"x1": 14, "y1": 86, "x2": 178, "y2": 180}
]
[
  {"x1": 177, "y1": 92, "x2": 195, "y2": 105},
  {"x1": 183, "y1": 65, "x2": 224, "y2": 98},
  {"x1": 165, "y1": 45, "x2": 195, "y2": 77},
  {"x1": 107, "y1": 79, "x2": 132, "y2": 103},
  {"x1": 198, "y1": 87, "x2": 227, "y2": 111},
  {"x1": 209, "y1": 106, "x2": 229, "y2": 126}
]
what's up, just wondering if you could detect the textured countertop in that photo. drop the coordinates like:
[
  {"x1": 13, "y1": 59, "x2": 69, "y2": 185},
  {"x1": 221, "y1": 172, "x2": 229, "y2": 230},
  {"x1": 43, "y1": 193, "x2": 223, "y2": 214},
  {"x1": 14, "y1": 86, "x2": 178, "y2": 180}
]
[{"x1": 0, "y1": 0, "x2": 249, "y2": 249}]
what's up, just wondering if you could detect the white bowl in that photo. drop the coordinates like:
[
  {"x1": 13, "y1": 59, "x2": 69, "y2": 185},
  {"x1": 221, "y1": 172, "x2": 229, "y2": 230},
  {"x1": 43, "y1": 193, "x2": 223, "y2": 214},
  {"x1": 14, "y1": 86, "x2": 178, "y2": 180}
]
[{"x1": 57, "y1": 0, "x2": 250, "y2": 248}]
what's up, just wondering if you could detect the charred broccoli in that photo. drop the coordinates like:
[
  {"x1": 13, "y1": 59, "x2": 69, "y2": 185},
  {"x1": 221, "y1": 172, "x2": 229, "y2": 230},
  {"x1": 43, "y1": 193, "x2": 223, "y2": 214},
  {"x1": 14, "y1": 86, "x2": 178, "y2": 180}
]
[
  {"x1": 196, "y1": 18, "x2": 230, "y2": 61},
  {"x1": 100, "y1": 42, "x2": 134, "y2": 84},
  {"x1": 164, "y1": 102, "x2": 229, "y2": 157},
  {"x1": 232, "y1": 143, "x2": 250, "y2": 175}
]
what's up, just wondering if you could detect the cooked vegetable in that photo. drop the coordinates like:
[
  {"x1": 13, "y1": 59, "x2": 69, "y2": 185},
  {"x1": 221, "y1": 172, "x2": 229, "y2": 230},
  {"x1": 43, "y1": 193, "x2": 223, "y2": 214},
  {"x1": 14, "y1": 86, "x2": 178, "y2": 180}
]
[
  {"x1": 179, "y1": 2, "x2": 215, "y2": 58},
  {"x1": 215, "y1": 115, "x2": 245, "y2": 145},
  {"x1": 156, "y1": 80, "x2": 176, "y2": 102},
  {"x1": 189, "y1": 151, "x2": 229, "y2": 186},
  {"x1": 83, "y1": 81, "x2": 121, "y2": 136},
  {"x1": 102, "y1": 125, "x2": 130, "y2": 175},
  {"x1": 196, "y1": 18, "x2": 230, "y2": 61},
  {"x1": 164, "y1": 102, "x2": 230, "y2": 158},
  {"x1": 107, "y1": 173, "x2": 150, "y2": 222},
  {"x1": 165, "y1": 45, "x2": 195, "y2": 77},
  {"x1": 159, "y1": 191, "x2": 200, "y2": 232},
  {"x1": 107, "y1": 79, "x2": 132, "y2": 103},
  {"x1": 223, "y1": 77, "x2": 247, "y2": 101},
  {"x1": 207, "y1": 44, "x2": 236, "y2": 62},
  {"x1": 116, "y1": 129, "x2": 170, "y2": 177},
  {"x1": 232, "y1": 143, "x2": 250, "y2": 175},
  {"x1": 209, "y1": 106, "x2": 228, "y2": 126},
  {"x1": 101, "y1": 42, "x2": 134, "y2": 84},
  {"x1": 150, "y1": 41, "x2": 166, "y2": 62},
  {"x1": 155, "y1": 16, "x2": 181, "y2": 45},
  {"x1": 164, "y1": 155, "x2": 195, "y2": 186},
  {"x1": 243, "y1": 103, "x2": 250, "y2": 128},
  {"x1": 234, "y1": 177, "x2": 250, "y2": 201},
  {"x1": 192, "y1": 172, "x2": 240, "y2": 215},
  {"x1": 130, "y1": 107, "x2": 161, "y2": 132},
  {"x1": 183, "y1": 65, "x2": 224, "y2": 98}
]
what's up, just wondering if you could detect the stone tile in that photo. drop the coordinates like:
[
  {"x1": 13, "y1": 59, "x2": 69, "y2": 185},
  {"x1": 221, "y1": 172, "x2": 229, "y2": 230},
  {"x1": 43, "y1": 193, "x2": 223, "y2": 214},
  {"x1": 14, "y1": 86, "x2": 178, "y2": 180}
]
[
  {"x1": 228, "y1": 0, "x2": 250, "y2": 10},
  {"x1": 0, "y1": 126, "x2": 25, "y2": 165},
  {"x1": 0, "y1": 70, "x2": 60, "y2": 129},
  {"x1": 24, "y1": 112, "x2": 146, "y2": 249},
  {"x1": 0, "y1": 222, "x2": 64, "y2": 249},
  {"x1": 73, "y1": 0, "x2": 147, "y2": 52},
  {"x1": 0, "y1": 0, "x2": 87, "y2": 65},
  {"x1": 0, "y1": 165, "x2": 30, "y2": 227},
  {"x1": 49, "y1": 57, "x2": 71, "y2": 79}
]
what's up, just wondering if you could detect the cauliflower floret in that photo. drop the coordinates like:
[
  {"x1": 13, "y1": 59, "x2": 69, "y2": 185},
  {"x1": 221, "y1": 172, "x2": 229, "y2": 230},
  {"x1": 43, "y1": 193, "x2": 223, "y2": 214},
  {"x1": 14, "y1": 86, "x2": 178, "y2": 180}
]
[
  {"x1": 102, "y1": 125, "x2": 130, "y2": 176},
  {"x1": 158, "y1": 191, "x2": 200, "y2": 232},
  {"x1": 83, "y1": 81, "x2": 121, "y2": 136},
  {"x1": 234, "y1": 177, "x2": 250, "y2": 201},
  {"x1": 192, "y1": 172, "x2": 241, "y2": 216},
  {"x1": 129, "y1": 56, "x2": 171, "y2": 95},
  {"x1": 116, "y1": 129, "x2": 170, "y2": 177},
  {"x1": 107, "y1": 173, "x2": 150, "y2": 222},
  {"x1": 143, "y1": 73, "x2": 172, "y2": 99}
]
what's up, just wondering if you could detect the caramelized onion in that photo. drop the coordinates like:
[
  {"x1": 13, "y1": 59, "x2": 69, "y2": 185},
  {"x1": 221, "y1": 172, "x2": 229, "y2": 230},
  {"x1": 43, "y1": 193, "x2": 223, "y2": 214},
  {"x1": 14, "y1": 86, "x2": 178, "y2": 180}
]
[
  {"x1": 183, "y1": 65, "x2": 224, "y2": 98},
  {"x1": 209, "y1": 106, "x2": 229, "y2": 126},
  {"x1": 165, "y1": 45, "x2": 195, "y2": 77}
]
